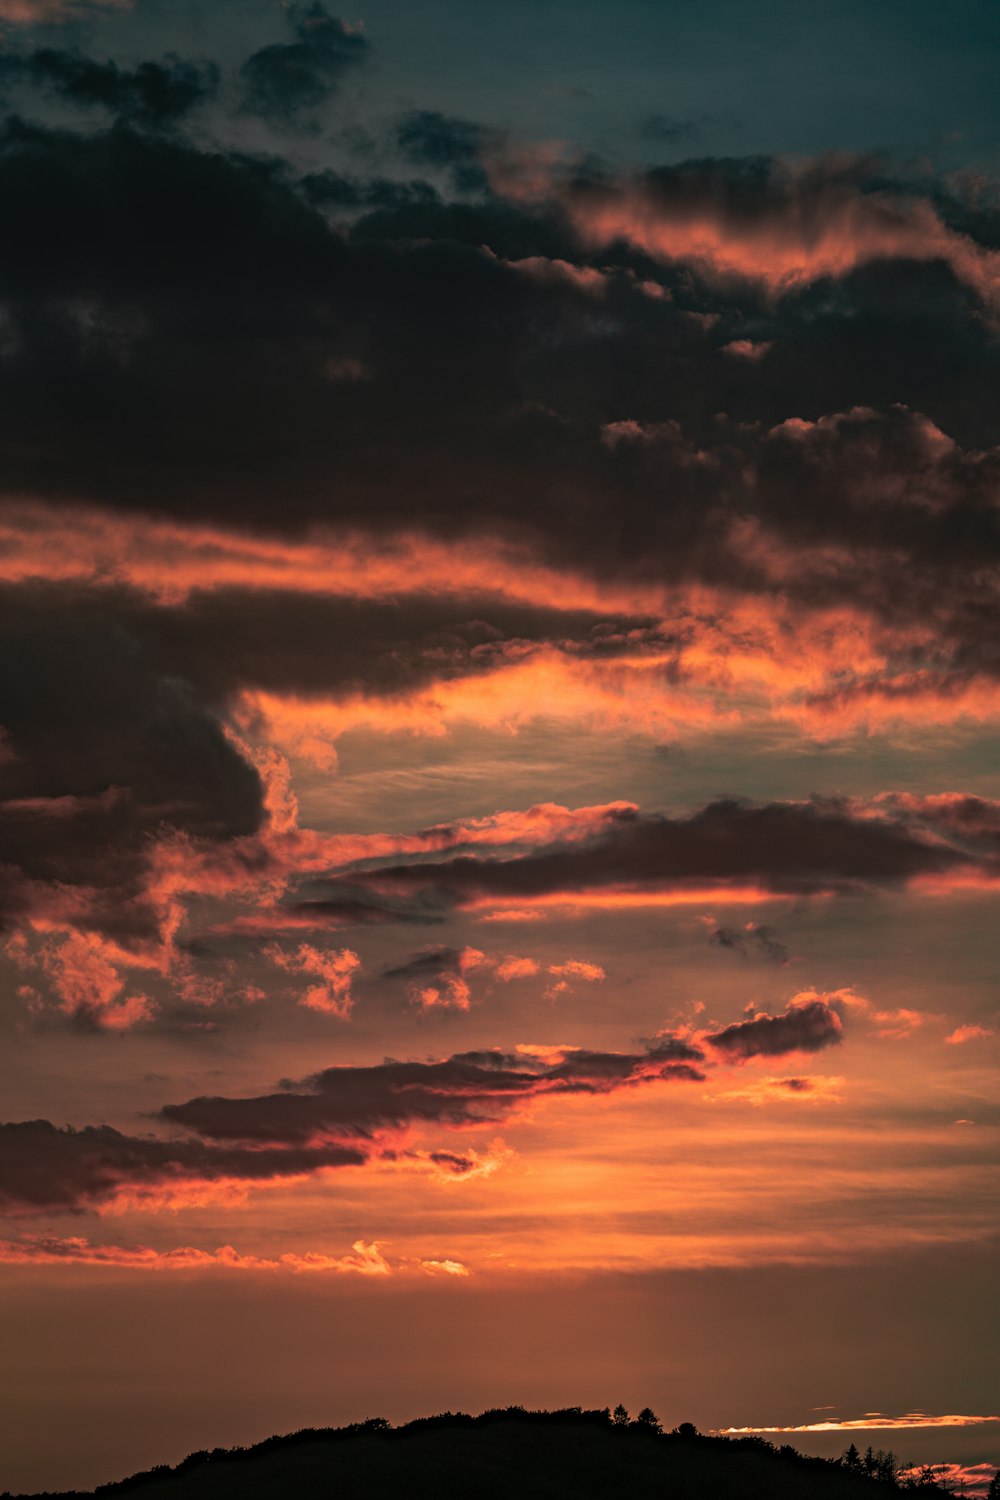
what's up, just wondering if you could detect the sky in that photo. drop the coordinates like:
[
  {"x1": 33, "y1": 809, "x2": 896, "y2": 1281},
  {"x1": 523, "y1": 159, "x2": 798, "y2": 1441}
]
[{"x1": 0, "y1": 0, "x2": 998, "y2": 1491}]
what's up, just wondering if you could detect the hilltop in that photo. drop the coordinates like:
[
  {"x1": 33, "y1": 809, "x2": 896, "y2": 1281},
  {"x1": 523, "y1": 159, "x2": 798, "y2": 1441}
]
[{"x1": 7, "y1": 1408, "x2": 964, "y2": 1500}]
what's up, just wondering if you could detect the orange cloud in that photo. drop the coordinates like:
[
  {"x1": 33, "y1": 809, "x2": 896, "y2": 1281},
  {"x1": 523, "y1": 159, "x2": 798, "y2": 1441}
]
[
  {"x1": 418, "y1": 1258, "x2": 470, "y2": 1277},
  {"x1": 712, "y1": 1075, "x2": 845, "y2": 1106},
  {"x1": 5, "y1": 927, "x2": 156, "y2": 1029},
  {"x1": 719, "y1": 1414, "x2": 1000, "y2": 1434},
  {"x1": 0, "y1": 498, "x2": 661, "y2": 616},
  {"x1": 900, "y1": 1464, "x2": 1000, "y2": 1497},
  {"x1": 945, "y1": 1024, "x2": 994, "y2": 1045},
  {"x1": 264, "y1": 943, "x2": 360, "y2": 1018},
  {"x1": 8, "y1": 496, "x2": 1000, "y2": 750},
  {"x1": 466, "y1": 886, "x2": 797, "y2": 917},
  {"x1": 529, "y1": 161, "x2": 1000, "y2": 303},
  {"x1": 0, "y1": 1235, "x2": 403, "y2": 1276},
  {"x1": 547, "y1": 960, "x2": 605, "y2": 982},
  {"x1": 409, "y1": 975, "x2": 472, "y2": 1011},
  {"x1": 833, "y1": 991, "x2": 931, "y2": 1039},
  {"x1": 494, "y1": 956, "x2": 541, "y2": 981}
]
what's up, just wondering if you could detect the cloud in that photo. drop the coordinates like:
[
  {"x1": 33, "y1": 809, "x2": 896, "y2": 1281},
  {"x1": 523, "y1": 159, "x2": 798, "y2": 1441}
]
[
  {"x1": 408, "y1": 974, "x2": 472, "y2": 1012},
  {"x1": 311, "y1": 798, "x2": 973, "y2": 921},
  {"x1": 494, "y1": 955, "x2": 540, "y2": 981},
  {"x1": 0, "y1": 592, "x2": 264, "y2": 943},
  {"x1": 945, "y1": 1024, "x2": 994, "y2": 1044},
  {"x1": 3, "y1": 104, "x2": 1000, "y2": 1031},
  {"x1": 900, "y1": 1465, "x2": 999, "y2": 1498},
  {"x1": 833, "y1": 990, "x2": 931, "y2": 1039},
  {"x1": 159, "y1": 1040, "x2": 707, "y2": 1148},
  {"x1": 722, "y1": 338, "x2": 773, "y2": 360},
  {"x1": 264, "y1": 942, "x2": 360, "y2": 1018},
  {"x1": 0, "y1": 49, "x2": 218, "y2": 128},
  {"x1": 706, "y1": 920, "x2": 790, "y2": 964},
  {"x1": 713, "y1": 1075, "x2": 845, "y2": 1106},
  {"x1": 239, "y1": 5, "x2": 367, "y2": 123},
  {"x1": 0, "y1": 1038, "x2": 707, "y2": 1212},
  {"x1": 0, "y1": 1234, "x2": 395, "y2": 1275},
  {"x1": 0, "y1": 120, "x2": 999, "y2": 760},
  {"x1": 706, "y1": 995, "x2": 844, "y2": 1060},
  {"x1": 0, "y1": 1233, "x2": 475, "y2": 1279},
  {"x1": 637, "y1": 111, "x2": 739, "y2": 145},
  {"x1": 381, "y1": 944, "x2": 483, "y2": 1011},
  {"x1": 418, "y1": 1257, "x2": 469, "y2": 1277},
  {"x1": 519, "y1": 154, "x2": 1000, "y2": 305},
  {"x1": 382, "y1": 946, "x2": 476, "y2": 981},
  {"x1": 394, "y1": 109, "x2": 494, "y2": 191},
  {"x1": 379, "y1": 944, "x2": 603, "y2": 1010},
  {"x1": 6, "y1": 928, "x2": 155, "y2": 1029},
  {"x1": 546, "y1": 960, "x2": 605, "y2": 982},
  {"x1": 719, "y1": 1414, "x2": 1000, "y2": 1434},
  {"x1": 0, "y1": 0, "x2": 130, "y2": 19},
  {"x1": 0, "y1": 1119, "x2": 366, "y2": 1213}
]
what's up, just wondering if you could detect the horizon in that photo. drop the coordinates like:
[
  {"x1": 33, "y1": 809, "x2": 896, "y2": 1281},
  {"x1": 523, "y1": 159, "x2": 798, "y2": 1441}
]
[
  {"x1": 5, "y1": 1403, "x2": 999, "y2": 1499},
  {"x1": 0, "y1": 0, "x2": 997, "y2": 1493}
]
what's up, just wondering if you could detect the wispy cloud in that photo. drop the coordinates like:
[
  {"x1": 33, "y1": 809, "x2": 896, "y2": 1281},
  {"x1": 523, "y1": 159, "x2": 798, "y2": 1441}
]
[{"x1": 719, "y1": 1413, "x2": 1000, "y2": 1434}]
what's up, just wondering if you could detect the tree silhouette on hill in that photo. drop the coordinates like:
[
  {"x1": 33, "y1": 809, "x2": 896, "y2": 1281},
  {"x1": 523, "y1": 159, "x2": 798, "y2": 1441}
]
[{"x1": 1, "y1": 1406, "x2": 966, "y2": 1500}]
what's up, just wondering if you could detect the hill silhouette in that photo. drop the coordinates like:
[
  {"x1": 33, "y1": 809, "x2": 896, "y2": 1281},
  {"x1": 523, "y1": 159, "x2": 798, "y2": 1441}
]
[{"x1": 6, "y1": 1408, "x2": 965, "y2": 1500}]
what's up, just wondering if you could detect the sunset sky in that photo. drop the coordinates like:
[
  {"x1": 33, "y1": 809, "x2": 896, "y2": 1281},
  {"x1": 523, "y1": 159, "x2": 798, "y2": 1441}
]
[{"x1": 0, "y1": 0, "x2": 998, "y2": 1491}]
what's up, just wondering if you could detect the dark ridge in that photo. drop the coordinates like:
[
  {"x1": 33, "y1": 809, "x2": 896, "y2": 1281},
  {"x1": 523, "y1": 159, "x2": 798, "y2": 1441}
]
[{"x1": 4, "y1": 1407, "x2": 966, "y2": 1500}]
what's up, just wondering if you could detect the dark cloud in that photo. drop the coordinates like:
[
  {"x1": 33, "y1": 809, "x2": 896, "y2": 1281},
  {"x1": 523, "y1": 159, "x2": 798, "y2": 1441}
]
[
  {"x1": 0, "y1": 114, "x2": 999, "y2": 968},
  {"x1": 0, "y1": 1038, "x2": 709, "y2": 1211},
  {"x1": 393, "y1": 109, "x2": 494, "y2": 192},
  {"x1": 637, "y1": 111, "x2": 739, "y2": 145},
  {"x1": 3, "y1": 115, "x2": 1000, "y2": 606},
  {"x1": 706, "y1": 998, "x2": 843, "y2": 1060},
  {"x1": 0, "y1": 595, "x2": 263, "y2": 937},
  {"x1": 382, "y1": 947, "x2": 466, "y2": 980},
  {"x1": 299, "y1": 168, "x2": 440, "y2": 213},
  {"x1": 394, "y1": 110, "x2": 490, "y2": 167},
  {"x1": 425, "y1": 1148, "x2": 480, "y2": 1175},
  {"x1": 0, "y1": 48, "x2": 218, "y2": 128},
  {"x1": 0, "y1": 579, "x2": 658, "y2": 937},
  {"x1": 161, "y1": 1042, "x2": 705, "y2": 1146},
  {"x1": 638, "y1": 114, "x2": 701, "y2": 145},
  {"x1": 307, "y1": 798, "x2": 971, "y2": 918},
  {"x1": 275, "y1": 894, "x2": 447, "y2": 930},
  {"x1": 709, "y1": 924, "x2": 790, "y2": 964},
  {"x1": 239, "y1": 5, "x2": 368, "y2": 123},
  {"x1": 0, "y1": 1119, "x2": 364, "y2": 1213}
]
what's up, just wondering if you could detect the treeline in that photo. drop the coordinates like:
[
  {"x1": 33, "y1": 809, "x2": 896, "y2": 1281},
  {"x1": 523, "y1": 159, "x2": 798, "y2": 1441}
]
[{"x1": 7, "y1": 1406, "x2": 996, "y2": 1500}]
